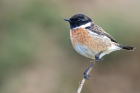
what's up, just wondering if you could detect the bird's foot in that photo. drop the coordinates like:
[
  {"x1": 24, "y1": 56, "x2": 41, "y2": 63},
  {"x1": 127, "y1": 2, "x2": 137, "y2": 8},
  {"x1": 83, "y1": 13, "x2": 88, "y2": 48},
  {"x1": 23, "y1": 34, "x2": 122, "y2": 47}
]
[
  {"x1": 95, "y1": 56, "x2": 104, "y2": 61},
  {"x1": 83, "y1": 62, "x2": 94, "y2": 80},
  {"x1": 83, "y1": 72, "x2": 91, "y2": 80},
  {"x1": 95, "y1": 51, "x2": 104, "y2": 62}
]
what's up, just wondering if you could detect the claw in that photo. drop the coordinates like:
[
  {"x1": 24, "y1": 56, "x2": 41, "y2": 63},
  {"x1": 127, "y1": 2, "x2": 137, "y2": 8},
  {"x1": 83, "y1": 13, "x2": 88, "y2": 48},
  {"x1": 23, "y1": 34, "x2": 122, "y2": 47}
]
[
  {"x1": 83, "y1": 73, "x2": 91, "y2": 80},
  {"x1": 95, "y1": 57, "x2": 104, "y2": 61},
  {"x1": 83, "y1": 62, "x2": 94, "y2": 80},
  {"x1": 95, "y1": 51, "x2": 104, "y2": 62}
]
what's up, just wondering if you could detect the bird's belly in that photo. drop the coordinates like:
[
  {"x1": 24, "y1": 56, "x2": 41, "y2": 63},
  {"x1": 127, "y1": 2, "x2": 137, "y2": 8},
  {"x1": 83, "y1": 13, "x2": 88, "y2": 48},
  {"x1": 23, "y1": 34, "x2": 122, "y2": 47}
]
[
  {"x1": 74, "y1": 43, "x2": 96, "y2": 59},
  {"x1": 70, "y1": 28, "x2": 112, "y2": 59}
]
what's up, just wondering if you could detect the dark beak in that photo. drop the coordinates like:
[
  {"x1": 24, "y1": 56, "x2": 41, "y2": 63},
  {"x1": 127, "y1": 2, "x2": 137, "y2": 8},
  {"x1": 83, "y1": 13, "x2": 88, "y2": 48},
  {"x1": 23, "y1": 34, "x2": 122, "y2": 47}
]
[{"x1": 63, "y1": 19, "x2": 71, "y2": 22}]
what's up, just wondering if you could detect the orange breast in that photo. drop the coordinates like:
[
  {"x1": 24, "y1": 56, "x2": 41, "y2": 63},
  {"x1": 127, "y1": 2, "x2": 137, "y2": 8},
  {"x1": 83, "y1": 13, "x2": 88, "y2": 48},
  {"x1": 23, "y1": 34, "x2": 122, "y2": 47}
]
[{"x1": 70, "y1": 28, "x2": 111, "y2": 53}]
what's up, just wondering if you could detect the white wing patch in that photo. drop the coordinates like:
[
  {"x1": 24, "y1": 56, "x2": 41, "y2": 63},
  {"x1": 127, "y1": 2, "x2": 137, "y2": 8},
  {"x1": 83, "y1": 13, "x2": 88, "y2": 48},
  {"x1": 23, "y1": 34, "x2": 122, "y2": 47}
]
[{"x1": 88, "y1": 30, "x2": 109, "y2": 42}]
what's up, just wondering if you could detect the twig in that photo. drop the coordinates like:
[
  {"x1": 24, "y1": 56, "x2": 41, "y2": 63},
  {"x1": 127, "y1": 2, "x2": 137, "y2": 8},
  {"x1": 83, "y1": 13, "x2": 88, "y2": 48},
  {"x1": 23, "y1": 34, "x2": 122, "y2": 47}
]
[{"x1": 77, "y1": 62, "x2": 95, "y2": 93}]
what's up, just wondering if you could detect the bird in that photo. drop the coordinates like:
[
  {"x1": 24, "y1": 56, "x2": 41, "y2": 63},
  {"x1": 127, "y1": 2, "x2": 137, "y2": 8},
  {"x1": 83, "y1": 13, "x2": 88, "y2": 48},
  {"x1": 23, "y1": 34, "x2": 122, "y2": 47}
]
[{"x1": 63, "y1": 14, "x2": 134, "y2": 79}]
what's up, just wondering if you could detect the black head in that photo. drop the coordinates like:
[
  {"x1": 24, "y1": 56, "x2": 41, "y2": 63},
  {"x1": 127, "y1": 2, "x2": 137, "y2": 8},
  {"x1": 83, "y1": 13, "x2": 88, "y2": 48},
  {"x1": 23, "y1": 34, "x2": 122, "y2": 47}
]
[{"x1": 64, "y1": 14, "x2": 92, "y2": 29}]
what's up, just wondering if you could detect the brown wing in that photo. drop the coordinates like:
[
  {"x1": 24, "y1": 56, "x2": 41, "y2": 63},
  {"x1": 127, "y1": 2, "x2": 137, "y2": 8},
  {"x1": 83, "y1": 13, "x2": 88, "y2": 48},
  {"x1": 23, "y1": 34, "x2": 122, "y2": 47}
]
[{"x1": 85, "y1": 24, "x2": 117, "y2": 43}]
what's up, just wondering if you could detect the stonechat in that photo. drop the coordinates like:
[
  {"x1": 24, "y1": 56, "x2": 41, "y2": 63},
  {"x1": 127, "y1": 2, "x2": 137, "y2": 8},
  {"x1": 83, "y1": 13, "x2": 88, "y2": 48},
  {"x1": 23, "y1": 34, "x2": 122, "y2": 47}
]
[{"x1": 64, "y1": 14, "x2": 134, "y2": 79}]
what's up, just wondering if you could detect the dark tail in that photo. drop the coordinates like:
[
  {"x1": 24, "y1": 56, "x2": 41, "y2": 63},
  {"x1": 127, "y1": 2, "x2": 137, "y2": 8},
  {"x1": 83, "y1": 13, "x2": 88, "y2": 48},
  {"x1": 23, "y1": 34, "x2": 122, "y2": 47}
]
[{"x1": 119, "y1": 44, "x2": 135, "y2": 50}]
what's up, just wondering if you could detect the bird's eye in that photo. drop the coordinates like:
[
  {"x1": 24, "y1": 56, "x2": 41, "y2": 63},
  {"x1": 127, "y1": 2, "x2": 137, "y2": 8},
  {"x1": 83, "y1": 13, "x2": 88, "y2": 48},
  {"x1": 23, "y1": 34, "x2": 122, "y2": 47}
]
[{"x1": 76, "y1": 19, "x2": 80, "y2": 22}]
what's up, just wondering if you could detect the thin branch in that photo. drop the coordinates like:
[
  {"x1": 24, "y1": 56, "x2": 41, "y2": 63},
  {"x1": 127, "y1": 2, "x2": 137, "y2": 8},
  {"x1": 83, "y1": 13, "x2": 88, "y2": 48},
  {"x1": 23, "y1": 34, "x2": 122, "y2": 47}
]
[{"x1": 77, "y1": 62, "x2": 95, "y2": 93}]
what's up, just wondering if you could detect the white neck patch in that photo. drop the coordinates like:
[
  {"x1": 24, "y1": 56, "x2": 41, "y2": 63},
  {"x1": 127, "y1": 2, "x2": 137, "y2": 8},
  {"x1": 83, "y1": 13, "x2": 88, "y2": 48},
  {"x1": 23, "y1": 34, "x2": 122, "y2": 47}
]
[{"x1": 72, "y1": 22, "x2": 91, "y2": 29}]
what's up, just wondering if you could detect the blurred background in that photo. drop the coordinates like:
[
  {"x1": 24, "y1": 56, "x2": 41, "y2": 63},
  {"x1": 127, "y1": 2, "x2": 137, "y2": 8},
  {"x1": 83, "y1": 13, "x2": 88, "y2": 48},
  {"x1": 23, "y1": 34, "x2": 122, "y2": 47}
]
[{"x1": 0, "y1": 0, "x2": 140, "y2": 93}]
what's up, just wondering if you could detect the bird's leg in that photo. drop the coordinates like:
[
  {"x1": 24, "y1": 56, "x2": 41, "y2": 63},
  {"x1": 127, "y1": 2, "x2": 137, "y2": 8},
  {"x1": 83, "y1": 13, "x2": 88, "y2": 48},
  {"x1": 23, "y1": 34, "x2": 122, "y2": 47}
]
[
  {"x1": 83, "y1": 61, "x2": 95, "y2": 80},
  {"x1": 95, "y1": 51, "x2": 104, "y2": 61},
  {"x1": 83, "y1": 51, "x2": 104, "y2": 79}
]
